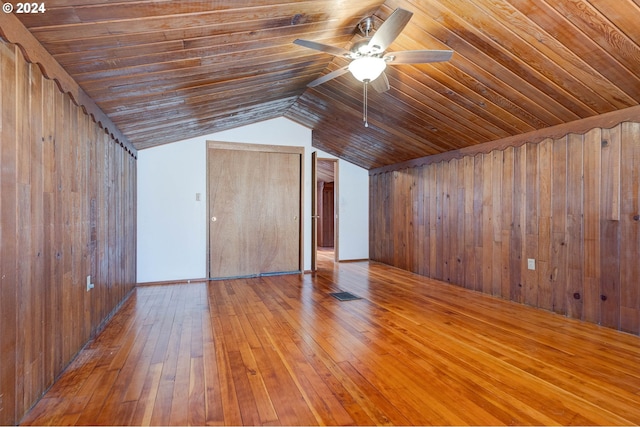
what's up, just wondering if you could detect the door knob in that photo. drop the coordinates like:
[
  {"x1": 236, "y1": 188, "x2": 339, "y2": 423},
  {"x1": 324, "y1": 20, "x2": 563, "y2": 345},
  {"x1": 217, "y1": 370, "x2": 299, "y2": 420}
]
[{"x1": 211, "y1": 216, "x2": 217, "y2": 222}]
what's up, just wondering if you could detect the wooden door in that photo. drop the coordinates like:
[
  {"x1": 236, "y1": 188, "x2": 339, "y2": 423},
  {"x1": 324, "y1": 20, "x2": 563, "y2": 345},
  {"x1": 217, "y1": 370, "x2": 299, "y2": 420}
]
[
  {"x1": 208, "y1": 142, "x2": 302, "y2": 278},
  {"x1": 320, "y1": 182, "x2": 335, "y2": 247}
]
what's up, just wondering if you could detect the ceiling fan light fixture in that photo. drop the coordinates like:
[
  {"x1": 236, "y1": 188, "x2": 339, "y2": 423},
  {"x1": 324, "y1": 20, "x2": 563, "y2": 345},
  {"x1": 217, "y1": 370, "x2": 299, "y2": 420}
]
[{"x1": 348, "y1": 57, "x2": 387, "y2": 82}]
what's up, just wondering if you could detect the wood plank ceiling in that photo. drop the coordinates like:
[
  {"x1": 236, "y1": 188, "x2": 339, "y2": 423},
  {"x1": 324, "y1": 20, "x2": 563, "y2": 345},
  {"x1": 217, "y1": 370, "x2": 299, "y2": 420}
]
[{"x1": 9, "y1": 0, "x2": 640, "y2": 169}]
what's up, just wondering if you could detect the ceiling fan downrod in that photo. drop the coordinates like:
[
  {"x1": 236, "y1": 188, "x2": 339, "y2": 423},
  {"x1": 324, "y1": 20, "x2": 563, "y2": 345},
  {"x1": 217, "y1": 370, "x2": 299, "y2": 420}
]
[
  {"x1": 363, "y1": 81, "x2": 369, "y2": 127},
  {"x1": 358, "y1": 16, "x2": 375, "y2": 37}
]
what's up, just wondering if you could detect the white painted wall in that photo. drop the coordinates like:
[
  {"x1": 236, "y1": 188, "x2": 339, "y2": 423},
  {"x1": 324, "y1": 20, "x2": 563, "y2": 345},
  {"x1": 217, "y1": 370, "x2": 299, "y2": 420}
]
[
  {"x1": 337, "y1": 159, "x2": 370, "y2": 260},
  {"x1": 137, "y1": 137, "x2": 207, "y2": 282},
  {"x1": 137, "y1": 117, "x2": 369, "y2": 283}
]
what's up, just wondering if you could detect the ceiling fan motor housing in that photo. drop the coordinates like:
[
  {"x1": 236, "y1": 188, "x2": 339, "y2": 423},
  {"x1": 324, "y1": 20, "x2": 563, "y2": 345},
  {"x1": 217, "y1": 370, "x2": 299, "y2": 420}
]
[{"x1": 351, "y1": 39, "x2": 384, "y2": 57}]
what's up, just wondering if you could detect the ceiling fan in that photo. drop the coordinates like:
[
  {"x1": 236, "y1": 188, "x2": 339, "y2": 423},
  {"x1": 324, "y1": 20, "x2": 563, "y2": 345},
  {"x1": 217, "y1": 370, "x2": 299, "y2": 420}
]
[{"x1": 294, "y1": 8, "x2": 453, "y2": 126}]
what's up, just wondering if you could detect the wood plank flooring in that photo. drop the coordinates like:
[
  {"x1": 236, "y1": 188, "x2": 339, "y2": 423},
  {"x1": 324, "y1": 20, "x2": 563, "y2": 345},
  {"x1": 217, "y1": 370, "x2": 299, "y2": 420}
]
[{"x1": 21, "y1": 257, "x2": 640, "y2": 425}]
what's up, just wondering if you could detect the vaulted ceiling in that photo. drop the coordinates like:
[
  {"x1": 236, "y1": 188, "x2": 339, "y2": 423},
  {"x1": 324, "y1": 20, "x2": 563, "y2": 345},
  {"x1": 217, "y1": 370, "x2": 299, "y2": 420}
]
[{"x1": 10, "y1": 0, "x2": 640, "y2": 169}]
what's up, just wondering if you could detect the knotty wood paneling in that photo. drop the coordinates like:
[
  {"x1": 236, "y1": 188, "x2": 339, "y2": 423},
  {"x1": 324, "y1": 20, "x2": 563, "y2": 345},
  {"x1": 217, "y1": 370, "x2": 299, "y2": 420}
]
[
  {"x1": 0, "y1": 39, "x2": 136, "y2": 426},
  {"x1": 370, "y1": 121, "x2": 640, "y2": 335}
]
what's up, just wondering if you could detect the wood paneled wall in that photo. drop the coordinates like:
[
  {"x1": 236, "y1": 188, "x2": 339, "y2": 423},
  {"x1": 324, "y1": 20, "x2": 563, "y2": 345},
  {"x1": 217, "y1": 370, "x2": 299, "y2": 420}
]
[
  {"x1": 370, "y1": 121, "x2": 640, "y2": 335},
  {"x1": 0, "y1": 40, "x2": 136, "y2": 425}
]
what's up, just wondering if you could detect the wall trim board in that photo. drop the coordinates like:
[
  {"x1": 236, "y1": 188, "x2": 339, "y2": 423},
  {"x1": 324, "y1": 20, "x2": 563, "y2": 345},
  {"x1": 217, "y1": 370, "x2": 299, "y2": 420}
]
[
  {"x1": 208, "y1": 140, "x2": 305, "y2": 155},
  {"x1": 137, "y1": 278, "x2": 209, "y2": 287},
  {"x1": 370, "y1": 105, "x2": 640, "y2": 175},
  {"x1": 0, "y1": 13, "x2": 136, "y2": 157}
]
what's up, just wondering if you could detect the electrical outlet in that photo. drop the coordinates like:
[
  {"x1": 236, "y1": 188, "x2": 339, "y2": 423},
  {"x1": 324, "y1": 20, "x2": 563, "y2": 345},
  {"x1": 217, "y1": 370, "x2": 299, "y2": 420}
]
[
  {"x1": 86, "y1": 275, "x2": 95, "y2": 291},
  {"x1": 527, "y1": 259, "x2": 536, "y2": 270}
]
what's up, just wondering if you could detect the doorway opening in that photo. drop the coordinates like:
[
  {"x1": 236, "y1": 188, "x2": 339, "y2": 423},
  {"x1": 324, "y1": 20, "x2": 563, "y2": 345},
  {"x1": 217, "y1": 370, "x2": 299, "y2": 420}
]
[{"x1": 316, "y1": 158, "x2": 337, "y2": 265}]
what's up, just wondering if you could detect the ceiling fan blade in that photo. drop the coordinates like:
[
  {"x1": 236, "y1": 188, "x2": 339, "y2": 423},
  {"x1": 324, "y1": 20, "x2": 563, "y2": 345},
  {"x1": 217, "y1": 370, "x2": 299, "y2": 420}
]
[
  {"x1": 370, "y1": 72, "x2": 390, "y2": 93},
  {"x1": 293, "y1": 39, "x2": 351, "y2": 57},
  {"x1": 307, "y1": 65, "x2": 350, "y2": 87},
  {"x1": 367, "y1": 8, "x2": 413, "y2": 52},
  {"x1": 385, "y1": 49, "x2": 454, "y2": 64}
]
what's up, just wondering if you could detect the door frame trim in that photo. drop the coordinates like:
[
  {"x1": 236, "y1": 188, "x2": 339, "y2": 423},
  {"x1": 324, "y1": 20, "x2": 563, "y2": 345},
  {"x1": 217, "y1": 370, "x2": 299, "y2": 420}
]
[
  {"x1": 206, "y1": 140, "x2": 305, "y2": 278},
  {"x1": 311, "y1": 151, "x2": 318, "y2": 272}
]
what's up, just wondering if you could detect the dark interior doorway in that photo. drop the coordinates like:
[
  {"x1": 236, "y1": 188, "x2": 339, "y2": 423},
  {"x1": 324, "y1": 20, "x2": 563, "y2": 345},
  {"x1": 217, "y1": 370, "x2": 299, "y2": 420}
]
[{"x1": 316, "y1": 159, "x2": 337, "y2": 261}]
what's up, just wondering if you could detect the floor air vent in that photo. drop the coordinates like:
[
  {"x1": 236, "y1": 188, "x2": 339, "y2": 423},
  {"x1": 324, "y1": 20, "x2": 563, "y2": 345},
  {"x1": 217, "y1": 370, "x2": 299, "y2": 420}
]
[{"x1": 329, "y1": 291, "x2": 361, "y2": 301}]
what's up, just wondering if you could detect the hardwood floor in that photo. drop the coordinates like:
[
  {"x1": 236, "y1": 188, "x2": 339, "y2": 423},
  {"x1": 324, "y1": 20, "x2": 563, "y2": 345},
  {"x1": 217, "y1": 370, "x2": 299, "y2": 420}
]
[
  {"x1": 317, "y1": 247, "x2": 335, "y2": 263},
  {"x1": 21, "y1": 258, "x2": 640, "y2": 425}
]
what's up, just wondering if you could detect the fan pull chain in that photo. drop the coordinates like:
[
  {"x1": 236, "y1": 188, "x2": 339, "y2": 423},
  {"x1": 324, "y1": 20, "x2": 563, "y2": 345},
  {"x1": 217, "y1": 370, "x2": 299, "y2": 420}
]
[{"x1": 363, "y1": 81, "x2": 369, "y2": 127}]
